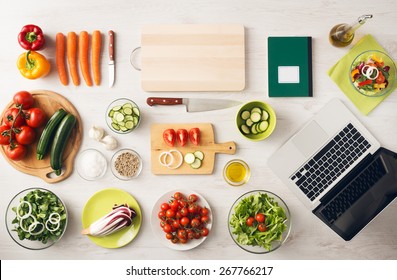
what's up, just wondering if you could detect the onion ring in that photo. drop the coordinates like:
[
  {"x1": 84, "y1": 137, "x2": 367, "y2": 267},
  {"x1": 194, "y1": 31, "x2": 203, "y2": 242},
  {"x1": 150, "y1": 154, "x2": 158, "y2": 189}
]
[
  {"x1": 159, "y1": 151, "x2": 174, "y2": 167},
  {"x1": 29, "y1": 222, "x2": 45, "y2": 235},
  {"x1": 45, "y1": 219, "x2": 60, "y2": 232},
  {"x1": 361, "y1": 64, "x2": 379, "y2": 80},
  {"x1": 19, "y1": 215, "x2": 37, "y2": 232},
  {"x1": 167, "y1": 150, "x2": 183, "y2": 170},
  {"x1": 16, "y1": 201, "x2": 32, "y2": 220},
  {"x1": 48, "y1": 212, "x2": 61, "y2": 224}
]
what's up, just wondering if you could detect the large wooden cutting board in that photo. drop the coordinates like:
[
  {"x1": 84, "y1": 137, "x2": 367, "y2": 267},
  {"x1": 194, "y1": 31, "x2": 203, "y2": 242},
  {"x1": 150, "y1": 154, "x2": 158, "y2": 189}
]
[
  {"x1": 151, "y1": 123, "x2": 236, "y2": 175},
  {"x1": 141, "y1": 24, "x2": 245, "y2": 92},
  {"x1": 0, "y1": 90, "x2": 82, "y2": 183}
]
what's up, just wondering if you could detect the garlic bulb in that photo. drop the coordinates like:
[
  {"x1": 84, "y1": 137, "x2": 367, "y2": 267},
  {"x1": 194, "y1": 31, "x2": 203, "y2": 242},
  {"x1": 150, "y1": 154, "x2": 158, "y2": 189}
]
[
  {"x1": 89, "y1": 126, "x2": 105, "y2": 141},
  {"x1": 100, "y1": 135, "x2": 118, "y2": 150}
]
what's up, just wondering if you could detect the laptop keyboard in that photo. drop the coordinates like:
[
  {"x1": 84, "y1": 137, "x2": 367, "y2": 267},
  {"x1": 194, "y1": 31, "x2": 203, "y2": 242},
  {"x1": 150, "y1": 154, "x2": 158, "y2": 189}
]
[
  {"x1": 290, "y1": 123, "x2": 371, "y2": 201},
  {"x1": 320, "y1": 157, "x2": 386, "y2": 224}
]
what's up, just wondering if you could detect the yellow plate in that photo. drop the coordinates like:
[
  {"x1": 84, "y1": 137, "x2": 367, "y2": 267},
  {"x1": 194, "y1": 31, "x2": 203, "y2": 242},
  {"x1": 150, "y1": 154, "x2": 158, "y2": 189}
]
[{"x1": 82, "y1": 188, "x2": 142, "y2": 248}]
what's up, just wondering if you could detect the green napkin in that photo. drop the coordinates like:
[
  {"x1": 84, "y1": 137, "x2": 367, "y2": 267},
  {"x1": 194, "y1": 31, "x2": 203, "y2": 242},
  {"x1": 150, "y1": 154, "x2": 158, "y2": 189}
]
[{"x1": 328, "y1": 34, "x2": 396, "y2": 115}]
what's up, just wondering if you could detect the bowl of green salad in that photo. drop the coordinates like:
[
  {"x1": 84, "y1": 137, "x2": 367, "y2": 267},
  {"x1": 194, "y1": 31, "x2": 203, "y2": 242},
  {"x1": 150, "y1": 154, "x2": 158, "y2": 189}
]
[
  {"x1": 350, "y1": 50, "x2": 396, "y2": 97},
  {"x1": 5, "y1": 187, "x2": 68, "y2": 250},
  {"x1": 228, "y1": 190, "x2": 291, "y2": 254}
]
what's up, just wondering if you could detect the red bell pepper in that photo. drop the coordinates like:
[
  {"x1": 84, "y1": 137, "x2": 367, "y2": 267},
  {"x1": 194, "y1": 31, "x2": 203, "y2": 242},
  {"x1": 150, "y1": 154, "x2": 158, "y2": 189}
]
[
  {"x1": 358, "y1": 79, "x2": 373, "y2": 87},
  {"x1": 17, "y1": 24, "x2": 45, "y2": 50}
]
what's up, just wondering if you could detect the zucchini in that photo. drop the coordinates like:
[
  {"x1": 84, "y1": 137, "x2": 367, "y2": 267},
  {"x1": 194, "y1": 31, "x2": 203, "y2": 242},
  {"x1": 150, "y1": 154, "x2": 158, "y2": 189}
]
[
  {"x1": 36, "y1": 109, "x2": 68, "y2": 160},
  {"x1": 50, "y1": 114, "x2": 77, "y2": 176},
  {"x1": 193, "y1": 151, "x2": 204, "y2": 161},
  {"x1": 184, "y1": 153, "x2": 196, "y2": 164},
  {"x1": 190, "y1": 158, "x2": 202, "y2": 169}
]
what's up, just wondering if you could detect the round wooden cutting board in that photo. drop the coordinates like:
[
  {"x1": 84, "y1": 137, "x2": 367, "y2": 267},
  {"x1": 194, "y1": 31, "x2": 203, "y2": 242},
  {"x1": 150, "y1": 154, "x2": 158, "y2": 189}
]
[{"x1": 0, "y1": 90, "x2": 82, "y2": 183}]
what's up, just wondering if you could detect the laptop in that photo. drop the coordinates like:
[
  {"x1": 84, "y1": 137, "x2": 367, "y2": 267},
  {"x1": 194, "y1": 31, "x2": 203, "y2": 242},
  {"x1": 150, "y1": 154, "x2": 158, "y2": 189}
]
[{"x1": 268, "y1": 98, "x2": 397, "y2": 241}]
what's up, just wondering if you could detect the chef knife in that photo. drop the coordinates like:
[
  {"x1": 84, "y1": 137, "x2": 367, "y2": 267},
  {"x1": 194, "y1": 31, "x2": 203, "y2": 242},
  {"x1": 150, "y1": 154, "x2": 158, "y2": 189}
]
[
  {"x1": 108, "y1": 30, "x2": 115, "y2": 88},
  {"x1": 146, "y1": 97, "x2": 242, "y2": 112}
]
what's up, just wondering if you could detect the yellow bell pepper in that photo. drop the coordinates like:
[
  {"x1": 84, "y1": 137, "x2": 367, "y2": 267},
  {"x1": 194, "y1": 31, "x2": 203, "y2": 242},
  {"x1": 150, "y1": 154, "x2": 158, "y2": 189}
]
[
  {"x1": 351, "y1": 68, "x2": 360, "y2": 81},
  {"x1": 374, "y1": 83, "x2": 386, "y2": 90},
  {"x1": 17, "y1": 50, "x2": 50, "y2": 79}
]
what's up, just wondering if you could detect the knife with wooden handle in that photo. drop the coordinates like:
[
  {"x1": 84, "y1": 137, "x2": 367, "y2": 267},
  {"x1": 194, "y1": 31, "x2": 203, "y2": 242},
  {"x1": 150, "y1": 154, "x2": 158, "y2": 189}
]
[
  {"x1": 108, "y1": 30, "x2": 115, "y2": 88},
  {"x1": 146, "y1": 97, "x2": 241, "y2": 112}
]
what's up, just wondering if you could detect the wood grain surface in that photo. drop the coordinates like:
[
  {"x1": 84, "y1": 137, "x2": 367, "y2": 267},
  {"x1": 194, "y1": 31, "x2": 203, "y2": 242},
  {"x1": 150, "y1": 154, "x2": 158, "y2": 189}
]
[
  {"x1": 151, "y1": 123, "x2": 236, "y2": 174},
  {"x1": 141, "y1": 24, "x2": 245, "y2": 92},
  {"x1": 0, "y1": 90, "x2": 82, "y2": 183}
]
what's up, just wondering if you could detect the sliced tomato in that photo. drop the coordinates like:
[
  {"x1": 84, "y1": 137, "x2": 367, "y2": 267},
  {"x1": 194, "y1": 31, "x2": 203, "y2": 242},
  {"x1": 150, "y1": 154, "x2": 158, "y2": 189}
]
[
  {"x1": 189, "y1": 127, "x2": 200, "y2": 145},
  {"x1": 163, "y1": 129, "x2": 176, "y2": 147},
  {"x1": 176, "y1": 129, "x2": 188, "y2": 146}
]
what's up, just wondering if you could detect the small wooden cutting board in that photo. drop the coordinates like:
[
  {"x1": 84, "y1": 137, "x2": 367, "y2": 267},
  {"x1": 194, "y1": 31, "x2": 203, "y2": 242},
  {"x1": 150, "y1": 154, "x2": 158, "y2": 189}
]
[
  {"x1": 141, "y1": 24, "x2": 245, "y2": 92},
  {"x1": 0, "y1": 90, "x2": 82, "y2": 183},
  {"x1": 151, "y1": 123, "x2": 236, "y2": 175}
]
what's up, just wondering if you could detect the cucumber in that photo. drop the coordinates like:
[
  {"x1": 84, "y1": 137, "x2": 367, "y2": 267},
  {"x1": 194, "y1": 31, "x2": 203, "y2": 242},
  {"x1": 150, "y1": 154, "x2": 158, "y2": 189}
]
[
  {"x1": 108, "y1": 101, "x2": 140, "y2": 132},
  {"x1": 50, "y1": 114, "x2": 77, "y2": 176},
  {"x1": 240, "y1": 124, "x2": 250, "y2": 134},
  {"x1": 190, "y1": 158, "x2": 202, "y2": 169},
  {"x1": 36, "y1": 109, "x2": 68, "y2": 160},
  {"x1": 259, "y1": 121, "x2": 269, "y2": 132},
  {"x1": 250, "y1": 112, "x2": 262, "y2": 122},
  {"x1": 251, "y1": 107, "x2": 262, "y2": 114},
  {"x1": 193, "y1": 151, "x2": 204, "y2": 160},
  {"x1": 261, "y1": 110, "x2": 269, "y2": 121},
  {"x1": 246, "y1": 118, "x2": 254, "y2": 127},
  {"x1": 184, "y1": 153, "x2": 196, "y2": 164},
  {"x1": 241, "y1": 110, "x2": 250, "y2": 120},
  {"x1": 251, "y1": 124, "x2": 258, "y2": 134}
]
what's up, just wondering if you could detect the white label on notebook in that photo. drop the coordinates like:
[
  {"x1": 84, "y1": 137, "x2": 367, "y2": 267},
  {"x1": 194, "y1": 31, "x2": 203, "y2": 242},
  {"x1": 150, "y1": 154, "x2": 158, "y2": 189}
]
[{"x1": 278, "y1": 66, "x2": 300, "y2": 83}]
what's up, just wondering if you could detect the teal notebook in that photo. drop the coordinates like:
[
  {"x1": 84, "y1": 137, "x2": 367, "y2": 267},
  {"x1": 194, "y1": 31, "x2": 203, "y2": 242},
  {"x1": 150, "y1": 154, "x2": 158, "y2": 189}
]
[{"x1": 268, "y1": 36, "x2": 313, "y2": 97}]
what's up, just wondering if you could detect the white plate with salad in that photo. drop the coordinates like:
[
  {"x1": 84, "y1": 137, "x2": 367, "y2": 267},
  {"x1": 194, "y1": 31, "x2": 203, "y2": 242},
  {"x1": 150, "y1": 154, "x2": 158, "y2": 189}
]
[
  {"x1": 5, "y1": 187, "x2": 68, "y2": 250},
  {"x1": 228, "y1": 190, "x2": 291, "y2": 254}
]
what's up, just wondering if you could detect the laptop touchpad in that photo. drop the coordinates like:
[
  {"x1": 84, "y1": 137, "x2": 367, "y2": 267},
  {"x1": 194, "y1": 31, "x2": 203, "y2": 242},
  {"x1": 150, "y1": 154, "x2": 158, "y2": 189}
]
[{"x1": 292, "y1": 121, "x2": 328, "y2": 158}]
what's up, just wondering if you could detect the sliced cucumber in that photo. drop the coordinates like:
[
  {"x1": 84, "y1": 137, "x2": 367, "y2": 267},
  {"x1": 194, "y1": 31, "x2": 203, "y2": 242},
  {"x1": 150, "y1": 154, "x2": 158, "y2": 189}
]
[
  {"x1": 261, "y1": 110, "x2": 269, "y2": 121},
  {"x1": 251, "y1": 125, "x2": 258, "y2": 134},
  {"x1": 259, "y1": 121, "x2": 269, "y2": 132},
  {"x1": 193, "y1": 151, "x2": 204, "y2": 160},
  {"x1": 251, "y1": 107, "x2": 262, "y2": 114},
  {"x1": 250, "y1": 112, "x2": 262, "y2": 122},
  {"x1": 184, "y1": 153, "x2": 196, "y2": 164},
  {"x1": 241, "y1": 110, "x2": 251, "y2": 120},
  {"x1": 190, "y1": 158, "x2": 202, "y2": 169},
  {"x1": 240, "y1": 124, "x2": 250, "y2": 134},
  {"x1": 246, "y1": 118, "x2": 254, "y2": 127},
  {"x1": 108, "y1": 101, "x2": 140, "y2": 132}
]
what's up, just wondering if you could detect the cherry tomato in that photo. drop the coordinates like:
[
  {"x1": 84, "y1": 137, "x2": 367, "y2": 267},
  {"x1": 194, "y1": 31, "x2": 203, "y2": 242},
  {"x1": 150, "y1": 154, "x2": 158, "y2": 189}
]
[
  {"x1": 15, "y1": 125, "x2": 36, "y2": 145},
  {"x1": 188, "y1": 194, "x2": 198, "y2": 202},
  {"x1": 173, "y1": 192, "x2": 183, "y2": 200},
  {"x1": 171, "y1": 237, "x2": 179, "y2": 244},
  {"x1": 172, "y1": 219, "x2": 181, "y2": 229},
  {"x1": 160, "y1": 203, "x2": 170, "y2": 211},
  {"x1": 13, "y1": 91, "x2": 34, "y2": 110},
  {"x1": 179, "y1": 238, "x2": 187, "y2": 244},
  {"x1": 258, "y1": 223, "x2": 267, "y2": 232},
  {"x1": 200, "y1": 215, "x2": 210, "y2": 224},
  {"x1": 188, "y1": 203, "x2": 198, "y2": 214},
  {"x1": 178, "y1": 199, "x2": 188, "y2": 208},
  {"x1": 5, "y1": 143, "x2": 27, "y2": 161},
  {"x1": 255, "y1": 213, "x2": 266, "y2": 223},
  {"x1": 200, "y1": 228, "x2": 209, "y2": 237},
  {"x1": 187, "y1": 231, "x2": 195, "y2": 240},
  {"x1": 165, "y1": 209, "x2": 176, "y2": 218},
  {"x1": 170, "y1": 200, "x2": 179, "y2": 211},
  {"x1": 3, "y1": 108, "x2": 25, "y2": 127},
  {"x1": 0, "y1": 125, "x2": 12, "y2": 145},
  {"x1": 177, "y1": 229, "x2": 187, "y2": 239},
  {"x1": 201, "y1": 207, "x2": 209, "y2": 216},
  {"x1": 176, "y1": 129, "x2": 188, "y2": 146},
  {"x1": 163, "y1": 224, "x2": 172, "y2": 233},
  {"x1": 160, "y1": 220, "x2": 167, "y2": 228},
  {"x1": 180, "y1": 207, "x2": 189, "y2": 217},
  {"x1": 165, "y1": 233, "x2": 173, "y2": 240},
  {"x1": 180, "y1": 217, "x2": 190, "y2": 226},
  {"x1": 189, "y1": 127, "x2": 200, "y2": 145},
  {"x1": 158, "y1": 210, "x2": 166, "y2": 220},
  {"x1": 246, "y1": 217, "x2": 255, "y2": 227},
  {"x1": 191, "y1": 218, "x2": 201, "y2": 228},
  {"x1": 163, "y1": 129, "x2": 176, "y2": 147},
  {"x1": 25, "y1": 108, "x2": 46, "y2": 128}
]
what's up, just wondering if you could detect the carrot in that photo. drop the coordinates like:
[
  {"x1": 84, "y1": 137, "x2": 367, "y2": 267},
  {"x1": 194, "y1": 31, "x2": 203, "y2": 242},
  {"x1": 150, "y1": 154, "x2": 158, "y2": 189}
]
[
  {"x1": 91, "y1": 30, "x2": 102, "y2": 86},
  {"x1": 78, "y1": 31, "x2": 93, "y2": 86},
  {"x1": 67, "y1": 32, "x2": 80, "y2": 86},
  {"x1": 55, "y1": 33, "x2": 68, "y2": 85}
]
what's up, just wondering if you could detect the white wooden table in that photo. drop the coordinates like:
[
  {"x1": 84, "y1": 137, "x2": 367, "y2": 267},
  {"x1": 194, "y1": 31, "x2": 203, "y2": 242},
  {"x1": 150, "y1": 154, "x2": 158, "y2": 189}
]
[{"x1": 1, "y1": 0, "x2": 397, "y2": 260}]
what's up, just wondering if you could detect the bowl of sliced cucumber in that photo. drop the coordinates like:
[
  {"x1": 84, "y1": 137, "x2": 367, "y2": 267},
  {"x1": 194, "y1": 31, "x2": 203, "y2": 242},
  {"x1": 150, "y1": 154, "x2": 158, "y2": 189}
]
[
  {"x1": 236, "y1": 101, "x2": 276, "y2": 141},
  {"x1": 106, "y1": 98, "x2": 141, "y2": 134}
]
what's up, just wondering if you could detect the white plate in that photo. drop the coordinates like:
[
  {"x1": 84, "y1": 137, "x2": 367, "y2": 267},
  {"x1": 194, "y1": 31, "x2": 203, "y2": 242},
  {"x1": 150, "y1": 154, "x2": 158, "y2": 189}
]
[{"x1": 150, "y1": 189, "x2": 212, "y2": 251}]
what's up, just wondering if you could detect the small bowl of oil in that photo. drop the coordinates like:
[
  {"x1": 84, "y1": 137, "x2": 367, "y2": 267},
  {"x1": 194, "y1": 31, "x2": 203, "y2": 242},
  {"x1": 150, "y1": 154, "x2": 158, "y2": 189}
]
[{"x1": 223, "y1": 159, "x2": 251, "y2": 187}]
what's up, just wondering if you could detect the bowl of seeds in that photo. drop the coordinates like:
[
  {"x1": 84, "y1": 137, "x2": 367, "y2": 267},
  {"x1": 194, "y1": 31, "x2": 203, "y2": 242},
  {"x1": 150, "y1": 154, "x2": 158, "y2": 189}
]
[{"x1": 110, "y1": 149, "x2": 142, "y2": 180}]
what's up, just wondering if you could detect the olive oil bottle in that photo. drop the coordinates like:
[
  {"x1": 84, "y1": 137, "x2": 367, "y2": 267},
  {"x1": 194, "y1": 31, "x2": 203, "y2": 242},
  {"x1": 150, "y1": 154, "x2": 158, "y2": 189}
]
[{"x1": 329, "y1": 14, "x2": 373, "y2": 47}]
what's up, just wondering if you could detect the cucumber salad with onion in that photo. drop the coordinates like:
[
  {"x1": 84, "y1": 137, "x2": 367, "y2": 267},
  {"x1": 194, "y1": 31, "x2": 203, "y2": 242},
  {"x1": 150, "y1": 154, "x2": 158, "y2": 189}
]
[{"x1": 11, "y1": 189, "x2": 67, "y2": 244}]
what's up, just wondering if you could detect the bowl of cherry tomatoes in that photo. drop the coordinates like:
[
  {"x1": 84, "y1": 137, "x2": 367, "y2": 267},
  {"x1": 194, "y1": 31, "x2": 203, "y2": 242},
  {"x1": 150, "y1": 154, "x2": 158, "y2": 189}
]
[
  {"x1": 151, "y1": 190, "x2": 212, "y2": 250},
  {"x1": 0, "y1": 91, "x2": 46, "y2": 161}
]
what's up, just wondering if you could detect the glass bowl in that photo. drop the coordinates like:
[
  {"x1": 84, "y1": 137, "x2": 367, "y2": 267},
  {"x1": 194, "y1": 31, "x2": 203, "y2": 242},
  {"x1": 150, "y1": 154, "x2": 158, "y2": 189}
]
[
  {"x1": 236, "y1": 101, "x2": 277, "y2": 141},
  {"x1": 228, "y1": 190, "x2": 291, "y2": 254},
  {"x1": 76, "y1": 149, "x2": 108, "y2": 181},
  {"x1": 5, "y1": 187, "x2": 68, "y2": 250},
  {"x1": 223, "y1": 159, "x2": 251, "y2": 187},
  {"x1": 350, "y1": 50, "x2": 397, "y2": 97},
  {"x1": 106, "y1": 98, "x2": 141, "y2": 134},
  {"x1": 110, "y1": 149, "x2": 142, "y2": 180}
]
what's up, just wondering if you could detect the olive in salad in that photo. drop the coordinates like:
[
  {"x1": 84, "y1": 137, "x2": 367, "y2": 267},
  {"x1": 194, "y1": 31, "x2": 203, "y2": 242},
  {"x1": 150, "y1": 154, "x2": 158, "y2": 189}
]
[
  {"x1": 351, "y1": 52, "x2": 392, "y2": 95},
  {"x1": 11, "y1": 189, "x2": 67, "y2": 244},
  {"x1": 229, "y1": 192, "x2": 289, "y2": 251}
]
